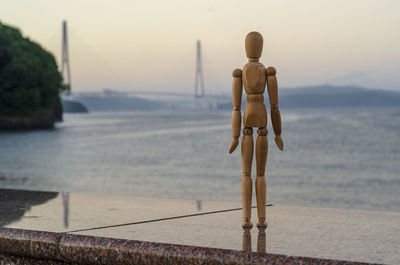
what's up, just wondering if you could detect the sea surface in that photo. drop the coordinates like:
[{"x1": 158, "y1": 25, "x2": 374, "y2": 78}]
[{"x1": 0, "y1": 108, "x2": 399, "y2": 212}]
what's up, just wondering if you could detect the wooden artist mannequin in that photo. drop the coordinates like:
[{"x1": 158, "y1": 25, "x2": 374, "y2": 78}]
[{"x1": 229, "y1": 31, "x2": 284, "y2": 229}]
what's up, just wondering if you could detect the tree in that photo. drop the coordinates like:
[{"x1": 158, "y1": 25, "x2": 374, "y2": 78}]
[{"x1": 0, "y1": 22, "x2": 62, "y2": 117}]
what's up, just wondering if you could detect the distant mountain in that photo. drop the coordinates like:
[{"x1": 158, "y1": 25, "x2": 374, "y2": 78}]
[
  {"x1": 280, "y1": 84, "x2": 365, "y2": 96},
  {"x1": 69, "y1": 95, "x2": 167, "y2": 112},
  {"x1": 218, "y1": 85, "x2": 400, "y2": 109},
  {"x1": 280, "y1": 90, "x2": 400, "y2": 108},
  {"x1": 62, "y1": 100, "x2": 89, "y2": 113}
]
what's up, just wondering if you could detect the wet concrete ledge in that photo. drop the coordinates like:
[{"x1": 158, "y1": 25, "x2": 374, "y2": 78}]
[
  {"x1": 0, "y1": 228, "x2": 372, "y2": 265},
  {"x1": 1, "y1": 189, "x2": 398, "y2": 264}
]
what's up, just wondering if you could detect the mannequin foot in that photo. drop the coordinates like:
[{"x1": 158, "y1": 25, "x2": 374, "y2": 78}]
[
  {"x1": 257, "y1": 218, "x2": 268, "y2": 228},
  {"x1": 242, "y1": 218, "x2": 253, "y2": 229}
]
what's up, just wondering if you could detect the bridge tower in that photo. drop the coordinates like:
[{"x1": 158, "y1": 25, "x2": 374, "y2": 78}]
[
  {"x1": 61, "y1": 20, "x2": 72, "y2": 94},
  {"x1": 194, "y1": 40, "x2": 205, "y2": 98}
]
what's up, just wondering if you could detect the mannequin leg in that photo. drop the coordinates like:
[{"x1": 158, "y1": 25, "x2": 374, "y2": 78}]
[
  {"x1": 241, "y1": 127, "x2": 253, "y2": 228},
  {"x1": 255, "y1": 127, "x2": 268, "y2": 228}
]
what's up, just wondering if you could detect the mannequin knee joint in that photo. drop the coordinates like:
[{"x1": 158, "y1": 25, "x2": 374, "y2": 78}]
[
  {"x1": 257, "y1": 128, "x2": 268, "y2": 136},
  {"x1": 243, "y1": 128, "x2": 253, "y2": 135}
]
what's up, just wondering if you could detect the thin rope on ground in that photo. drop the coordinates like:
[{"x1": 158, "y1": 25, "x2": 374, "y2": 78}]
[{"x1": 66, "y1": 204, "x2": 273, "y2": 233}]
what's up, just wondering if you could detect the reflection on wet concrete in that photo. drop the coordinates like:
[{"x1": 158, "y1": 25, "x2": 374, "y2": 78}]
[
  {"x1": 257, "y1": 227, "x2": 266, "y2": 253},
  {"x1": 62, "y1": 192, "x2": 69, "y2": 228},
  {"x1": 242, "y1": 228, "x2": 251, "y2": 251},
  {"x1": 242, "y1": 227, "x2": 266, "y2": 253},
  {"x1": 0, "y1": 189, "x2": 58, "y2": 226},
  {"x1": 196, "y1": 200, "x2": 202, "y2": 211}
]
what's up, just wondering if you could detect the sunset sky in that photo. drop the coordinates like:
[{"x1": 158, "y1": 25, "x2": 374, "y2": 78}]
[{"x1": 1, "y1": 0, "x2": 399, "y2": 93}]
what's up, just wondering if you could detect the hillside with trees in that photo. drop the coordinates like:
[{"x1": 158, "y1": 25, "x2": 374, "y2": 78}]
[{"x1": 0, "y1": 22, "x2": 62, "y2": 129}]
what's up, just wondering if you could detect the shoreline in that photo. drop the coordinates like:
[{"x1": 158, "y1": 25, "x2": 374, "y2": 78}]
[{"x1": 0, "y1": 102, "x2": 62, "y2": 131}]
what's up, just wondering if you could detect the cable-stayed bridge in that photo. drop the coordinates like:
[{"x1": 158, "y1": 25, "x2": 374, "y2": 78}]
[{"x1": 60, "y1": 21, "x2": 230, "y2": 112}]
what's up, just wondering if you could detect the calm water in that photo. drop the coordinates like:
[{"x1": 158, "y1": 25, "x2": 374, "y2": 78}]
[{"x1": 0, "y1": 109, "x2": 399, "y2": 212}]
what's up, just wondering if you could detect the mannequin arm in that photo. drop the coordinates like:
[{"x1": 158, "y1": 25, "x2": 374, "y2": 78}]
[
  {"x1": 229, "y1": 68, "x2": 243, "y2": 154},
  {"x1": 266, "y1": 67, "x2": 284, "y2": 151}
]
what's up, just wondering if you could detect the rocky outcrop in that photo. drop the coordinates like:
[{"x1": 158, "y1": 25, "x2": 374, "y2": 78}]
[
  {"x1": 62, "y1": 100, "x2": 88, "y2": 113},
  {"x1": 0, "y1": 103, "x2": 63, "y2": 130}
]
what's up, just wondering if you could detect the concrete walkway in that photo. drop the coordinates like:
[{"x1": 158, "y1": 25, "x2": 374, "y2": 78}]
[{"x1": 1, "y1": 189, "x2": 399, "y2": 264}]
